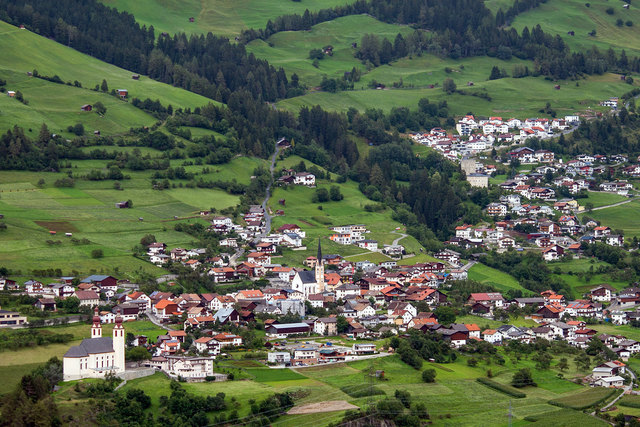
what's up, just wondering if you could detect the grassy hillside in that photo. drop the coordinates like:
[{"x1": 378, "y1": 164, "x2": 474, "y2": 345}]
[
  {"x1": 268, "y1": 154, "x2": 428, "y2": 266},
  {"x1": 246, "y1": 15, "x2": 414, "y2": 87},
  {"x1": 0, "y1": 70, "x2": 157, "y2": 138},
  {"x1": 100, "y1": 0, "x2": 357, "y2": 37},
  {"x1": 582, "y1": 198, "x2": 640, "y2": 237},
  {"x1": 98, "y1": 353, "x2": 602, "y2": 426},
  {"x1": 0, "y1": 21, "x2": 211, "y2": 109},
  {"x1": 0, "y1": 155, "x2": 260, "y2": 278},
  {"x1": 511, "y1": 0, "x2": 640, "y2": 56},
  {"x1": 277, "y1": 67, "x2": 630, "y2": 117}
]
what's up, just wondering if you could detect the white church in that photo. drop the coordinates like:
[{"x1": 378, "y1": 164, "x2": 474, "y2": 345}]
[
  {"x1": 63, "y1": 307, "x2": 126, "y2": 381},
  {"x1": 291, "y1": 239, "x2": 326, "y2": 298}
]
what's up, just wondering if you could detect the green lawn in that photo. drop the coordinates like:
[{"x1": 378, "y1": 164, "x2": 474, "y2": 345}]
[
  {"x1": 582, "y1": 191, "x2": 628, "y2": 208},
  {"x1": 246, "y1": 368, "x2": 306, "y2": 383},
  {"x1": 582, "y1": 198, "x2": 640, "y2": 237},
  {"x1": 468, "y1": 263, "x2": 528, "y2": 293},
  {"x1": 100, "y1": 0, "x2": 357, "y2": 37}
]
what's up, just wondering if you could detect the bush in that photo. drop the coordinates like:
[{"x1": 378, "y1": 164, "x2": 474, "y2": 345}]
[
  {"x1": 91, "y1": 249, "x2": 104, "y2": 258},
  {"x1": 549, "y1": 388, "x2": 617, "y2": 410},
  {"x1": 606, "y1": 7, "x2": 614, "y2": 15},
  {"x1": 476, "y1": 378, "x2": 526, "y2": 398},
  {"x1": 511, "y1": 368, "x2": 536, "y2": 388},
  {"x1": 422, "y1": 369, "x2": 436, "y2": 383},
  {"x1": 340, "y1": 384, "x2": 386, "y2": 398}
]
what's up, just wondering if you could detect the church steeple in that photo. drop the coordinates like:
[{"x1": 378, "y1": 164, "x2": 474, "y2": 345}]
[
  {"x1": 315, "y1": 239, "x2": 325, "y2": 293},
  {"x1": 91, "y1": 306, "x2": 102, "y2": 338}
]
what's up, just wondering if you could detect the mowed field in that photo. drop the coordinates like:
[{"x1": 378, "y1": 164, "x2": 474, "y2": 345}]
[
  {"x1": 582, "y1": 197, "x2": 640, "y2": 237},
  {"x1": 100, "y1": 0, "x2": 357, "y2": 37},
  {"x1": 246, "y1": 15, "x2": 414, "y2": 87},
  {"x1": 511, "y1": 0, "x2": 640, "y2": 57},
  {"x1": 0, "y1": 155, "x2": 253, "y2": 277},
  {"x1": 110, "y1": 353, "x2": 606, "y2": 426}
]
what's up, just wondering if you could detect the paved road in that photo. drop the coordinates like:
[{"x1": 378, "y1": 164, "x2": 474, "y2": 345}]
[
  {"x1": 254, "y1": 143, "x2": 281, "y2": 243},
  {"x1": 591, "y1": 198, "x2": 634, "y2": 211},
  {"x1": 391, "y1": 230, "x2": 408, "y2": 246},
  {"x1": 145, "y1": 309, "x2": 166, "y2": 329},
  {"x1": 460, "y1": 260, "x2": 477, "y2": 271}
]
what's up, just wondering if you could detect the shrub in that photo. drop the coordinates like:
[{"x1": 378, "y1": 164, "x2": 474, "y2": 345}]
[
  {"x1": 422, "y1": 369, "x2": 436, "y2": 383},
  {"x1": 606, "y1": 7, "x2": 614, "y2": 15},
  {"x1": 91, "y1": 249, "x2": 104, "y2": 258},
  {"x1": 476, "y1": 378, "x2": 526, "y2": 398},
  {"x1": 511, "y1": 368, "x2": 536, "y2": 388},
  {"x1": 340, "y1": 384, "x2": 386, "y2": 398}
]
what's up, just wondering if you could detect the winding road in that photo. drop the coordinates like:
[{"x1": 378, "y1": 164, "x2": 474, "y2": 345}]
[
  {"x1": 253, "y1": 143, "x2": 281, "y2": 243},
  {"x1": 391, "y1": 230, "x2": 408, "y2": 246}
]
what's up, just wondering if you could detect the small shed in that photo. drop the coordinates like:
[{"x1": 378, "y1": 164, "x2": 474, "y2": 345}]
[
  {"x1": 81, "y1": 104, "x2": 92, "y2": 112},
  {"x1": 49, "y1": 230, "x2": 57, "y2": 235},
  {"x1": 554, "y1": 85, "x2": 561, "y2": 90},
  {"x1": 117, "y1": 89, "x2": 128, "y2": 99},
  {"x1": 132, "y1": 74, "x2": 140, "y2": 80},
  {"x1": 115, "y1": 201, "x2": 130, "y2": 208},
  {"x1": 94, "y1": 130, "x2": 100, "y2": 135},
  {"x1": 7, "y1": 91, "x2": 15, "y2": 97},
  {"x1": 189, "y1": 17, "x2": 195, "y2": 22},
  {"x1": 65, "y1": 232, "x2": 73, "y2": 237}
]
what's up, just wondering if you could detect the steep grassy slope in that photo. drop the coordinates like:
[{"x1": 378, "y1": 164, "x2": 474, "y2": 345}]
[
  {"x1": 0, "y1": 21, "x2": 212, "y2": 109},
  {"x1": 100, "y1": 0, "x2": 357, "y2": 36},
  {"x1": 246, "y1": 15, "x2": 414, "y2": 87},
  {"x1": 511, "y1": 0, "x2": 640, "y2": 56}
]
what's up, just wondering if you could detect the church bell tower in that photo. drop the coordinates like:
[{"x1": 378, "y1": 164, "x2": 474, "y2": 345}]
[
  {"x1": 91, "y1": 306, "x2": 102, "y2": 338},
  {"x1": 315, "y1": 239, "x2": 325, "y2": 293},
  {"x1": 113, "y1": 310, "x2": 125, "y2": 373}
]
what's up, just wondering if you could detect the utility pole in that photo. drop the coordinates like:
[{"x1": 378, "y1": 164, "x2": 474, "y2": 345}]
[{"x1": 507, "y1": 400, "x2": 512, "y2": 427}]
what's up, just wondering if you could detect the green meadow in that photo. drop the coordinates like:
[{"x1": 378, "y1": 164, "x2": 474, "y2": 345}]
[
  {"x1": 106, "y1": 353, "x2": 605, "y2": 426},
  {"x1": 0, "y1": 70, "x2": 156, "y2": 137},
  {"x1": 277, "y1": 70, "x2": 627, "y2": 117},
  {"x1": 100, "y1": 0, "x2": 357, "y2": 37},
  {"x1": 246, "y1": 15, "x2": 414, "y2": 87},
  {"x1": 582, "y1": 198, "x2": 640, "y2": 237},
  {"x1": 511, "y1": 0, "x2": 640, "y2": 57},
  {"x1": 467, "y1": 262, "x2": 528, "y2": 293},
  {"x1": 0, "y1": 21, "x2": 211, "y2": 110},
  {"x1": 0, "y1": 156, "x2": 246, "y2": 277}
]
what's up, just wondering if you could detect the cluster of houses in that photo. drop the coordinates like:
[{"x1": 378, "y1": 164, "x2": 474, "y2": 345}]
[
  {"x1": 455, "y1": 115, "x2": 578, "y2": 139},
  {"x1": 326, "y1": 224, "x2": 404, "y2": 255}
]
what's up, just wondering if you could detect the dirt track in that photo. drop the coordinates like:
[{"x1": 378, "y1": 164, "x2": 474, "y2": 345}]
[{"x1": 287, "y1": 400, "x2": 359, "y2": 415}]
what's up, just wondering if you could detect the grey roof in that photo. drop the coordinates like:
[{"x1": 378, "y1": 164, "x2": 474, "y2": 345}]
[
  {"x1": 82, "y1": 275, "x2": 112, "y2": 282},
  {"x1": 64, "y1": 337, "x2": 114, "y2": 358},
  {"x1": 297, "y1": 270, "x2": 317, "y2": 284},
  {"x1": 269, "y1": 323, "x2": 310, "y2": 330}
]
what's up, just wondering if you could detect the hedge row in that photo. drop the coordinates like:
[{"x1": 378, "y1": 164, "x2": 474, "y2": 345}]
[
  {"x1": 476, "y1": 378, "x2": 526, "y2": 398},
  {"x1": 340, "y1": 384, "x2": 386, "y2": 398},
  {"x1": 618, "y1": 396, "x2": 640, "y2": 409},
  {"x1": 548, "y1": 388, "x2": 618, "y2": 410}
]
